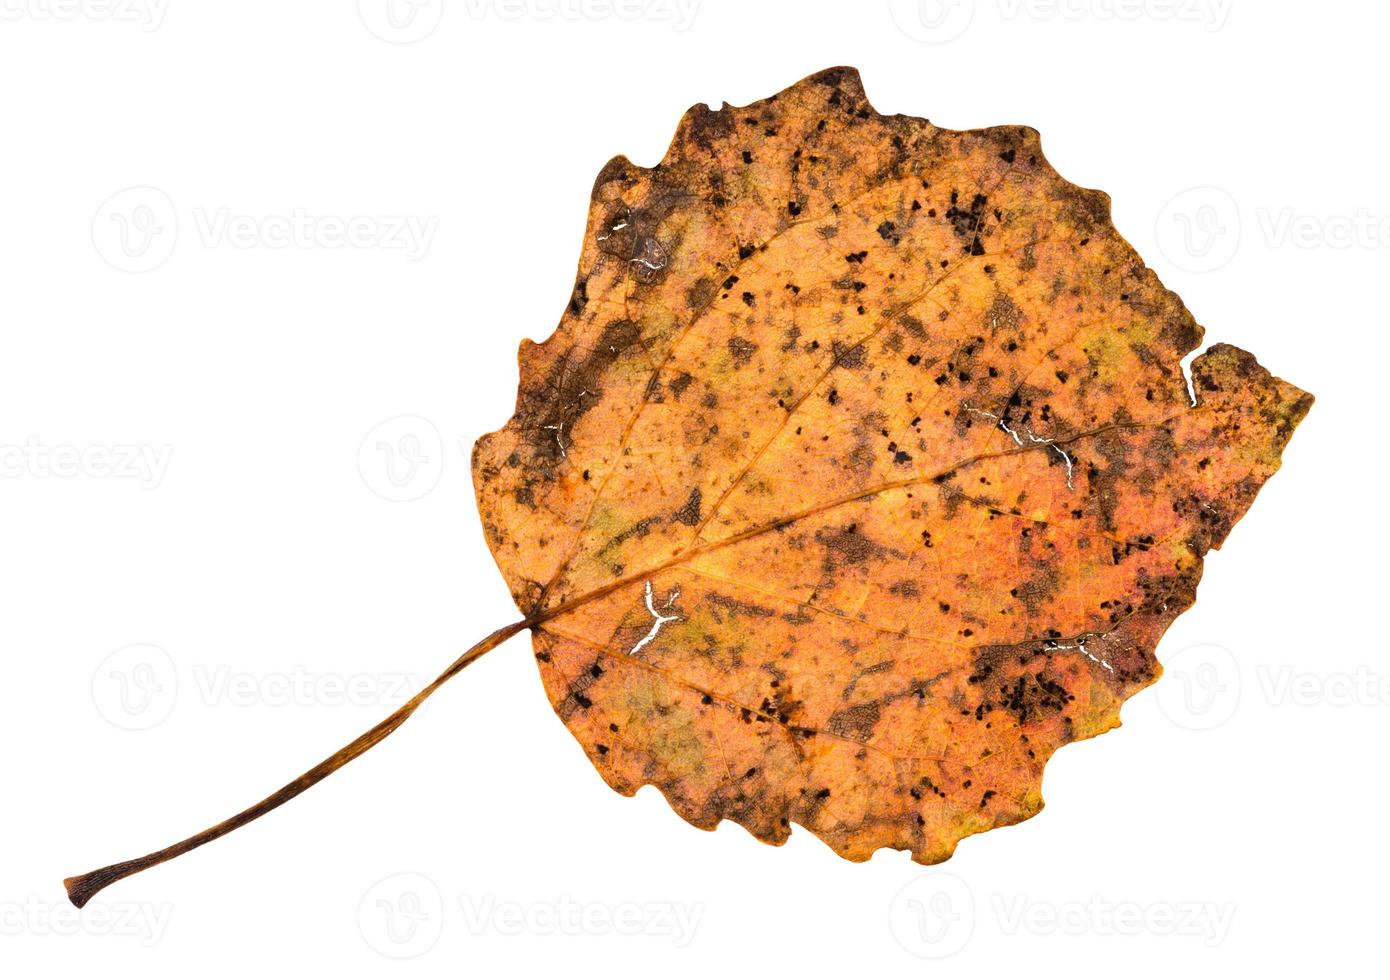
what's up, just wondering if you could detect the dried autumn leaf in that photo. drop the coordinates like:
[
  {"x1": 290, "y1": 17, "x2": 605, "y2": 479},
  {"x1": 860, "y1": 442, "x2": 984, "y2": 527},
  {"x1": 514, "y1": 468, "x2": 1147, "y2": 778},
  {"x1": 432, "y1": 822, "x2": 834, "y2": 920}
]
[
  {"x1": 470, "y1": 66, "x2": 1311, "y2": 863},
  {"x1": 65, "y1": 67, "x2": 1311, "y2": 906}
]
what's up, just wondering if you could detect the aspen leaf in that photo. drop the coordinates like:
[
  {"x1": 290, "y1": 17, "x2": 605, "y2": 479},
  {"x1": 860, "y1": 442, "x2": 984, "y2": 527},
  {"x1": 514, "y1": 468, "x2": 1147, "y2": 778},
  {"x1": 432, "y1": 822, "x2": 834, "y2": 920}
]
[
  {"x1": 65, "y1": 67, "x2": 1311, "y2": 906},
  {"x1": 470, "y1": 66, "x2": 1311, "y2": 863}
]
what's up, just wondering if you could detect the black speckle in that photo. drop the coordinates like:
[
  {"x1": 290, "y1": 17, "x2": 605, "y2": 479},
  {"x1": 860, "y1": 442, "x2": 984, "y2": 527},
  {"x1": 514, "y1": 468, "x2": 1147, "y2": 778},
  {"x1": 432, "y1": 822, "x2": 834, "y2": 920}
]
[
  {"x1": 672, "y1": 487, "x2": 703, "y2": 526},
  {"x1": 728, "y1": 336, "x2": 758, "y2": 366}
]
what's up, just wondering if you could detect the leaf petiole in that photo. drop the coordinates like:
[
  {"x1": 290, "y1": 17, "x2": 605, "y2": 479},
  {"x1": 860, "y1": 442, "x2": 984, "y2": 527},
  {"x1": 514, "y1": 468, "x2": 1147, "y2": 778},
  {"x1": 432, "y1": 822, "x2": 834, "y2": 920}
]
[{"x1": 63, "y1": 618, "x2": 530, "y2": 909}]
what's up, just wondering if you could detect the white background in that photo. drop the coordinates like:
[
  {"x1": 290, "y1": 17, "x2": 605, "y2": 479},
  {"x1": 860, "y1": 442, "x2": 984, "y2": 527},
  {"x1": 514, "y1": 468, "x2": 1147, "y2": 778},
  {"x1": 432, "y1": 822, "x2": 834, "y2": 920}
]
[{"x1": 1, "y1": 0, "x2": 1382, "y2": 974}]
